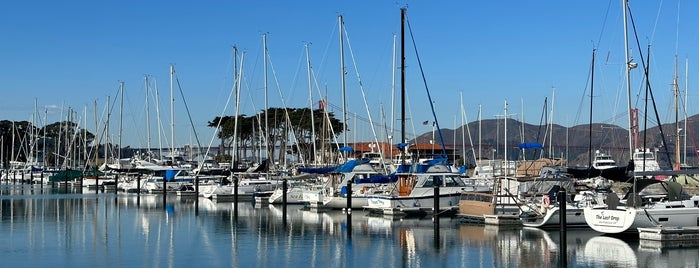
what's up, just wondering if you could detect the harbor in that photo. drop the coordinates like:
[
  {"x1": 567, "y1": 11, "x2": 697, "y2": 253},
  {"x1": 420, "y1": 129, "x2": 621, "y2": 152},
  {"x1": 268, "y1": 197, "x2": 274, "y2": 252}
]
[{"x1": 5, "y1": 1, "x2": 699, "y2": 267}]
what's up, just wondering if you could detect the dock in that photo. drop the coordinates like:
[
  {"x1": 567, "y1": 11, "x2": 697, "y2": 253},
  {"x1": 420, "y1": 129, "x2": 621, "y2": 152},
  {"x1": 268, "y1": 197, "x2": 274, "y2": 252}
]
[
  {"x1": 483, "y1": 214, "x2": 522, "y2": 226},
  {"x1": 638, "y1": 227, "x2": 699, "y2": 249},
  {"x1": 368, "y1": 206, "x2": 458, "y2": 217},
  {"x1": 176, "y1": 191, "x2": 198, "y2": 198}
]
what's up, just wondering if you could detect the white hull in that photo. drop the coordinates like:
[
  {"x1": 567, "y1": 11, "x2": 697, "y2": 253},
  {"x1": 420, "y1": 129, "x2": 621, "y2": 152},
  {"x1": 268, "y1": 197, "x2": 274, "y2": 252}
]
[
  {"x1": 521, "y1": 206, "x2": 588, "y2": 228},
  {"x1": 302, "y1": 191, "x2": 370, "y2": 209},
  {"x1": 366, "y1": 192, "x2": 462, "y2": 210},
  {"x1": 584, "y1": 205, "x2": 699, "y2": 234},
  {"x1": 268, "y1": 187, "x2": 306, "y2": 204}
]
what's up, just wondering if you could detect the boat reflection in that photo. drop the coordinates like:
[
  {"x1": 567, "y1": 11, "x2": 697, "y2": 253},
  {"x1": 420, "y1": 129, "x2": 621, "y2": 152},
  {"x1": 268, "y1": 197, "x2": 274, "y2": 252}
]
[{"x1": 3, "y1": 194, "x2": 699, "y2": 267}]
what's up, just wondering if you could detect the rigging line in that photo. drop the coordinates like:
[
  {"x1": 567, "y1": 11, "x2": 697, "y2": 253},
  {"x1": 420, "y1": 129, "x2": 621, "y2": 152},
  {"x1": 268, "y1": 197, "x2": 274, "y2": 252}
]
[
  {"x1": 314, "y1": 18, "x2": 339, "y2": 86},
  {"x1": 628, "y1": 6, "x2": 674, "y2": 166},
  {"x1": 174, "y1": 75, "x2": 203, "y2": 158},
  {"x1": 197, "y1": 51, "x2": 243, "y2": 176},
  {"x1": 406, "y1": 16, "x2": 448, "y2": 159},
  {"x1": 647, "y1": 0, "x2": 665, "y2": 48},
  {"x1": 595, "y1": 0, "x2": 614, "y2": 49},
  {"x1": 266, "y1": 47, "x2": 306, "y2": 165},
  {"x1": 572, "y1": 45, "x2": 594, "y2": 127},
  {"x1": 310, "y1": 67, "x2": 341, "y2": 153},
  {"x1": 343, "y1": 22, "x2": 389, "y2": 173}
]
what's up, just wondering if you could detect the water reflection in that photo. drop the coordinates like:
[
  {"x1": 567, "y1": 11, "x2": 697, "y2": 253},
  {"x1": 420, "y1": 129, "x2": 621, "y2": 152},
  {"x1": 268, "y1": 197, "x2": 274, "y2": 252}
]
[{"x1": 1, "y1": 191, "x2": 699, "y2": 267}]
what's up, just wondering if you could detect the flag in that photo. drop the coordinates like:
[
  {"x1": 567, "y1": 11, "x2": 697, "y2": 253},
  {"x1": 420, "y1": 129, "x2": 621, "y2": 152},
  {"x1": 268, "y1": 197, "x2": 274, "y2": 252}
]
[{"x1": 422, "y1": 120, "x2": 429, "y2": 125}]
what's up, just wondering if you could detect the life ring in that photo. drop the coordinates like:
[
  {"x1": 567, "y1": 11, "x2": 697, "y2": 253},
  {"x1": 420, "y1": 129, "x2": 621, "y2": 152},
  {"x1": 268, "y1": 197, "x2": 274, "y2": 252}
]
[{"x1": 542, "y1": 195, "x2": 551, "y2": 207}]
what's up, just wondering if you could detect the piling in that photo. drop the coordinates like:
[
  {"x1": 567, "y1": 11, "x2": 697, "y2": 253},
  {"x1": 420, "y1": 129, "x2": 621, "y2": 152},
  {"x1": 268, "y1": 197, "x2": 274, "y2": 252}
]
[
  {"x1": 346, "y1": 178, "x2": 352, "y2": 213},
  {"x1": 163, "y1": 177, "x2": 167, "y2": 207},
  {"x1": 40, "y1": 171, "x2": 44, "y2": 193},
  {"x1": 114, "y1": 173, "x2": 119, "y2": 193},
  {"x1": 434, "y1": 182, "x2": 440, "y2": 249},
  {"x1": 136, "y1": 175, "x2": 141, "y2": 207},
  {"x1": 559, "y1": 190, "x2": 567, "y2": 267},
  {"x1": 233, "y1": 176, "x2": 239, "y2": 216},
  {"x1": 282, "y1": 178, "x2": 288, "y2": 226},
  {"x1": 194, "y1": 175, "x2": 199, "y2": 215}
]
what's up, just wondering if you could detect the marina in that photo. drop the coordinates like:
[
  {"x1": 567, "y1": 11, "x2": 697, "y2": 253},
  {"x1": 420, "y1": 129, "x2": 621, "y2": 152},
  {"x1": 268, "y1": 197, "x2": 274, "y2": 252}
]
[{"x1": 5, "y1": 1, "x2": 699, "y2": 267}]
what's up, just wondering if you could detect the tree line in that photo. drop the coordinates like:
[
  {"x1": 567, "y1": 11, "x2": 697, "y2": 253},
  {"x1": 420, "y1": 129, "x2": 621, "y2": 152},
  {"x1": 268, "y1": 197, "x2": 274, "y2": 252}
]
[{"x1": 208, "y1": 107, "x2": 345, "y2": 166}]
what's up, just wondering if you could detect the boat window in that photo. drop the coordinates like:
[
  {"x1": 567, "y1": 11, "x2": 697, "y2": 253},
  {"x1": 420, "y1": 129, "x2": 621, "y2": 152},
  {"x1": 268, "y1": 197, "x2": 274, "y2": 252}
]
[{"x1": 444, "y1": 176, "x2": 461, "y2": 187}]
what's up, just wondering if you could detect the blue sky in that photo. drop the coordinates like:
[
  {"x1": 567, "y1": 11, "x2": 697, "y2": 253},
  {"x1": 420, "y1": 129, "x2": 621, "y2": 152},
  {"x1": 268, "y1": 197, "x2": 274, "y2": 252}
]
[{"x1": 2, "y1": 1, "x2": 699, "y2": 148}]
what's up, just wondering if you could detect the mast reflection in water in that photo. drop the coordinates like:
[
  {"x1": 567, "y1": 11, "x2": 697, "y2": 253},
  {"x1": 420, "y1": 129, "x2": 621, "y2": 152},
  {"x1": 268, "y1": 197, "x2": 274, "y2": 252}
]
[{"x1": 1, "y1": 187, "x2": 699, "y2": 267}]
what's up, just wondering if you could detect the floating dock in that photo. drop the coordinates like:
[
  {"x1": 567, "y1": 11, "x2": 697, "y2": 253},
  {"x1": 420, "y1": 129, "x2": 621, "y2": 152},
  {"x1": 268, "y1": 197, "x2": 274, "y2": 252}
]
[
  {"x1": 369, "y1": 206, "x2": 458, "y2": 217},
  {"x1": 176, "y1": 191, "x2": 198, "y2": 198},
  {"x1": 638, "y1": 227, "x2": 699, "y2": 249},
  {"x1": 483, "y1": 214, "x2": 522, "y2": 226}
]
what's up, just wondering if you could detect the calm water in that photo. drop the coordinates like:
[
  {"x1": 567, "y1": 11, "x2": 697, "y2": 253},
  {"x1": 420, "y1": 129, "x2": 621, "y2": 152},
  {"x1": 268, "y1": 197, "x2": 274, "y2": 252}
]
[{"x1": 1, "y1": 185, "x2": 699, "y2": 268}]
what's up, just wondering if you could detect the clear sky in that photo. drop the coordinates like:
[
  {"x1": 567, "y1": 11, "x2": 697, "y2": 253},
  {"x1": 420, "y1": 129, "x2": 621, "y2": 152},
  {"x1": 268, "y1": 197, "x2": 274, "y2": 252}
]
[{"x1": 2, "y1": 1, "x2": 699, "y2": 148}]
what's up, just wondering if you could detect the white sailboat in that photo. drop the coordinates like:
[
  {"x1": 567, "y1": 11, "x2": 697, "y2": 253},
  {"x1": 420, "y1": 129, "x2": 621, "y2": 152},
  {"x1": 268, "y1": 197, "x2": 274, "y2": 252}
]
[{"x1": 583, "y1": 0, "x2": 699, "y2": 234}]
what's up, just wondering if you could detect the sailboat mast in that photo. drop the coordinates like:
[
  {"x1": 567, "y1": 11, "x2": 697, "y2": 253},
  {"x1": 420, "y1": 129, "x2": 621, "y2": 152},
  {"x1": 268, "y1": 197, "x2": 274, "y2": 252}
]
[
  {"x1": 390, "y1": 33, "x2": 396, "y2": 161},
  {"x1": 623, "y1": 0, "x2": 634, "y2": 159},
  {"x1": 118, "y1": 81, "x2": 124, "y2": 167},
  {"x1": 339, "y1": 15, "x2": 348, "y2": 156},
  {"x1": 263, "y1": 34, "x2": 270, "y2": 163},
  {"x1": 170, "y1": 64, "x2": 175, "y2": 165},
  {"x1": 400, "y1": 7, "x2": 406, "y2": 164},
  {"x1": 674, "y1": 55, "x2": 680, "y2": 170},
  {"x1": 684, "y1": 58, "x2": 689, "y2": 165},
  {"x1": 145, "y1": 75, "x2": 151, "y2": 159},
  {"x1": 478, "y1": 105, "x2": 482, "y2": 160},
  {"x1": 588, "y1": 49, "x2": 595, "y2": 167},
  {"x1": 93, "y1": 100, "x2": 97, "y2": 169},
  {"x1": 105, "y1": 97, "x2": 110, "y2": 168},
  {"x1": 305, "y1": 44, "x2": 317, "y2": 165},
  {"x1": 233, "y1": 50, "x2": 244, "y2": 169}
]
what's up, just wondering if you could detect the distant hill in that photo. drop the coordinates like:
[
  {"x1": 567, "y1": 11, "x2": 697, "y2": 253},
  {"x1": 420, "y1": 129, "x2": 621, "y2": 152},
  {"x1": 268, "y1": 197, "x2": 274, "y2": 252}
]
[{"x1": 413, "y1": 114, "x2": 699, "y2": 168}]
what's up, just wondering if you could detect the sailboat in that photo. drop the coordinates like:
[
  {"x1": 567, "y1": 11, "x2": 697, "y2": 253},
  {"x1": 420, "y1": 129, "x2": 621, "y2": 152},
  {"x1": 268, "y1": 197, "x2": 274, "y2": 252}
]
[
  {"x1": 363, "y1": 8, "x2": 492, "y2": 217},
  {"x1": 583, "y1": 0, "x2": 699, "y2": 234}
]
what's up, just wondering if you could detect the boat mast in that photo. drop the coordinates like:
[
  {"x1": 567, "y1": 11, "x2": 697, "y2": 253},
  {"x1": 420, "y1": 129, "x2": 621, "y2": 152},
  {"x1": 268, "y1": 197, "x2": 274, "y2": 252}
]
[
  {"x1": 305, "y1": 44, "x2": 317, "y2": 166},
  {"x1": 478, "y1": 105, "x2": 482, "y2": 161},
  {"x1": 154, "y1": 79, "x2": 163, "y2": 161},
  {"x1": 339, "y1": 15, "x2": 347, "y2": 160},
  {"x1": 400, "y1": 7, "x2": 406, "y2": 164},
  {"x1": 263, "y1": 34, "x2": 270, "y2": 164},
  {"x1": 390, "y1": 33, "x2": 396, "y2": 163},
  {"x1": 118, "y1": 81, "x2": 124, "y2": 168},
  {"x1": 623, "y1": 0, "x2": 634, "y2": 159},
  {"x1": 233, "y1": 49, "x2": 244, "y2": 169},
  {"x1": 93, "y1": 100, "x2": 98, "y2": 169},
  {"x1": 170, "y1": 64, "x2": 175, "y2": 165},
  {"x1": 105, "y1": 97, "x2": 110, "y2": 168},
  {"x1": 145, "y1": 75, "x2": 151, "y2": 160},
  {"x1": 674, "y1": 55, "x2": 680, "y2": 170},
  {"x1": 684, "y1": 58, "x2": 689, "y2": 165}
]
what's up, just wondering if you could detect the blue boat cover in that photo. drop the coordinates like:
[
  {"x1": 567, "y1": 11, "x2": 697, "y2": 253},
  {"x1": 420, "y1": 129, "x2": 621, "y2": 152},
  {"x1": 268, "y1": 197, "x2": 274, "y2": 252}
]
[
  {"x1": 354, "y1": 174, "x2": 397, "y2": 184},
  {"x1": 297, "y1": 165, "x2": 338, "y2": 174},
  {"x1": 518, "y1": 142, "x2": 544, "y2": 149},
  {"x1": 334, "y1": 159, "x2": 369, "y2": 173},
  {"x1": 165, "y1": 169, "x2": 179, "y2": 181}
]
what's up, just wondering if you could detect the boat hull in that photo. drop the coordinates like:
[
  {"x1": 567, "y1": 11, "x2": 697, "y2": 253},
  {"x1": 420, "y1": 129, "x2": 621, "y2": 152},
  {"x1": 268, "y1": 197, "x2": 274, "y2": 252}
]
[{"x1": 584, "y1": 206, "x2": 699, "y2": 234}]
